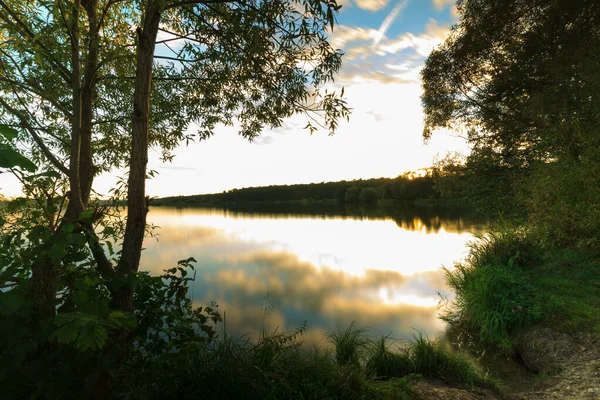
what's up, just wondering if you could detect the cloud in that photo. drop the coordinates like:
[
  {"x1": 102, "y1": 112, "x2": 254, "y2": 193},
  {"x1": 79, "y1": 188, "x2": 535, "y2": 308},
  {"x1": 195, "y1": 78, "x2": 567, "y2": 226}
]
[
  {"x1": 336, "y1": 0, "x2": 353, "y2": 8},
  {"x1": 373, "y1": 0, "x2": 409, "y2": 46},
  {"x1": 432, "y1": 0, "x2": 455, "y2": 10},
  {"x1": 201, "y1": 250, "x2": 448, "y2": 340},
  {"x1": 329, "y1": 25, "x2": 379, "y2": 50},
  {"x1": 379, "y1": 18, "x2": 450, "y2": 57},
  {"x1": 338, "y1": 70, "x2": 415, "y2": 84},
  {"x1": 159, "y1": 165, "x2": 198, "y2": 171},
  {"x1": 451, "y1": 4, "x2": 459, "y2": 18},
  {"x1": 354, "y1": 0, "x2": 389, "y2": 12},
  {"x1": 212, "y1": 251, "x2": 443, "y2": 310},
  {"x1": 252, "y1": 136, "x2": 274, "y2": 146}
]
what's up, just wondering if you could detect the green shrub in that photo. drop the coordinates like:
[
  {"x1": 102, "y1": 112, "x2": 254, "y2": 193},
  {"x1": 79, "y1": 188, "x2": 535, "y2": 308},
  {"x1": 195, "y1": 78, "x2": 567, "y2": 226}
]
[
  {"x1": 527, "y1": 158, "x2": 600, "y2": 248},
  {"x1": 443, "y1": 231, "x2": 541, "y2": 350}
]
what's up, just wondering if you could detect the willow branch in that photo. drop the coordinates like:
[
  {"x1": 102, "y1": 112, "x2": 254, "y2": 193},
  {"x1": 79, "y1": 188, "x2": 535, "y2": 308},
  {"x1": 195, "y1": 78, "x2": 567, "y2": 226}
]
[{"x1": 0, "y1": 97, "x2": 70, "y2": 175}]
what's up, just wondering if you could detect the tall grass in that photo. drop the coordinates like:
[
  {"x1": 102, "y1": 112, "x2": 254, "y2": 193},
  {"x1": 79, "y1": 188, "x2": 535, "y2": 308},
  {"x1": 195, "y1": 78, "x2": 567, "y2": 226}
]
[
  {"x1": 326, "y1": 322, "x2": 370, "y2": 367},
  {"x1": 122, "y1": 323, "x2": 495, "y2": 399},
  {"x1": 443, "y1": 229, "x2": 542, "y2": 350},
  {"x1": 364, "y1": 335, "x2": 413, "y2": 379}
]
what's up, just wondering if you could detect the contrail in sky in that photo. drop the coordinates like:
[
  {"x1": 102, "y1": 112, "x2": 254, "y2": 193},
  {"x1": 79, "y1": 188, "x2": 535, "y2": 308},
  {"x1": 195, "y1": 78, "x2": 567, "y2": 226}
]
[{"x1": 372, "y1": 0, "x2": 409, "y2": 46}]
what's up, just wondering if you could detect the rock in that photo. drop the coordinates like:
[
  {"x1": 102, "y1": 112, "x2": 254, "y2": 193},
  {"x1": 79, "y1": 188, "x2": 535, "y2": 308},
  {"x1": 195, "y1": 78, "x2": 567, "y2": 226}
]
[{"x1": 515, "y1": 327, "x2": 578, "y2": 374}]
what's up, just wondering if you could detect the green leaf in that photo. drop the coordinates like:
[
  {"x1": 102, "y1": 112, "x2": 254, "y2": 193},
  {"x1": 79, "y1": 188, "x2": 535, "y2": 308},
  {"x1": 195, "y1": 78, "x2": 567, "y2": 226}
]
[
  {"x1": 0, "y1": 144, "x2": 36, "y2": 172},
  {"x1": 67, "y1": 233, "x2": 87, "y2": 248},
  {"x1": 50, "y1": 239, "x2": 68, "y2": 264},
  {"x1": 62, "y1": 223, "x2": 75, "y2": 234},
  {"x1": 54, "y1": 321, "x2": 79, "y2": 345},
  {"x1": 79, "y1": 209, "x2": 94, "y2": 222},
  {"x1": 0, "y1": 292, "x2": 24, "y2": 315},
  {"x1": 0, "y1": 124, "x2": 18, "y2": 141}
]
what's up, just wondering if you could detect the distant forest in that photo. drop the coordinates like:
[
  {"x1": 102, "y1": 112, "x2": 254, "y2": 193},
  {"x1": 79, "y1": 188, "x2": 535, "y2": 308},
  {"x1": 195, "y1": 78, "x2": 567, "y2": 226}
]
[{"x1": 152, "y1": 171, "x2": 456, "y2": 207}]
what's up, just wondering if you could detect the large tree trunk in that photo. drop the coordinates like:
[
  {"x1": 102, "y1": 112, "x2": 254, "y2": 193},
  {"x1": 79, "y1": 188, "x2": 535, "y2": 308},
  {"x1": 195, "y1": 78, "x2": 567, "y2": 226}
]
[{"x1": 115, "y1": 1, "x2": 162, "y2": 313}]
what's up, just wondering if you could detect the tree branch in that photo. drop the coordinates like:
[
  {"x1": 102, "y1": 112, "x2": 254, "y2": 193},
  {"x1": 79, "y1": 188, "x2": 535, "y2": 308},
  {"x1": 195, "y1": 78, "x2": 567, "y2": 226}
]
[
  {"x1": 165, "y1": 0, "x2": 238, "y2": 11},
  {"x1": 0, "y1": 97, "x2": 70, "y2": 175},
  {"x1": 0, "y1": 0, "x2": 72, "y2": 83}
]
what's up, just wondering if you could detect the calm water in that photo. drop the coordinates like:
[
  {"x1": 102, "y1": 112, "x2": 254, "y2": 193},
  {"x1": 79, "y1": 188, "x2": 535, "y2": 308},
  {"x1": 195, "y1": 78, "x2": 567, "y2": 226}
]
[{"x1": 140, "y1": 204, "x2": 487, "y2": 345}]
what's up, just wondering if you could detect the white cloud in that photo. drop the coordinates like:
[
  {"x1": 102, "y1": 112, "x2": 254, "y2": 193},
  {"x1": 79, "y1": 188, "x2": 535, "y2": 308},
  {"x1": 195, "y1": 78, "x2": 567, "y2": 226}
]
[
  {"x1": 354, "y1": 0, "x2": 389, "y2": 12},
  {"x1": 451, "y1": 4, "x2": 459, "y2": 18},
  {"x1": 379, "y1": 18, "x2": 450, "y2": 57},
  {"x1": 336, "y1": 0, "x2": 353, "y2": 8},
  {"x1": 432, "y1": 0, "x2": 455, "y2": 10},
  {"x1": 372, "y1": 0, "x2": 409, "y2": 46},
  {"x1": 329, "y1": 25, "x2": 379, "y2": 50}
]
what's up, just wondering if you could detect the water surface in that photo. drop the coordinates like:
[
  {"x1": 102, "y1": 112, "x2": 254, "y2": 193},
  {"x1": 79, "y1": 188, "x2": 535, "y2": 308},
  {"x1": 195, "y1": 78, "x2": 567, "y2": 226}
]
[{"x1": 140, "y1": 204, "x2": 486, "y2": 344}]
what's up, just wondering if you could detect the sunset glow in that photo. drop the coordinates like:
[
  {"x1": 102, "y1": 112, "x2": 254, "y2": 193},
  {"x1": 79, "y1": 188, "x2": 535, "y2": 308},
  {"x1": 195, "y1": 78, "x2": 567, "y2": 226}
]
[{"x1": 0, "y1": 1, "x2": 467, "y2": 198}]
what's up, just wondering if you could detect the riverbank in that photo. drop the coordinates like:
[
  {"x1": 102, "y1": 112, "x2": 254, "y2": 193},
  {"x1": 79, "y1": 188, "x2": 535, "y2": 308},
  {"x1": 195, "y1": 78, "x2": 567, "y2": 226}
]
[{"x1": 440, "y1": 228, "x2": 600, "y2": 399}]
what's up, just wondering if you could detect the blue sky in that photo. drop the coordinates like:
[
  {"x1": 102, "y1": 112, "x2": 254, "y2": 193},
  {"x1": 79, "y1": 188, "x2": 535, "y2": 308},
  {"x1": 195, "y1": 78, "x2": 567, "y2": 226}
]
[{"x1": 1, "y1": 0, "x2": 467, "y2": 198}]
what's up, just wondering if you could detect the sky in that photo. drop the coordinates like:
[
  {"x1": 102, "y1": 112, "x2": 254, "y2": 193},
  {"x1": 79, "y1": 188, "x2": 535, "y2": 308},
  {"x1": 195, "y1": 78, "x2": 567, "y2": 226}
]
[{"x1": 0, "y1": 0, "x2": 468, "y2": 198}]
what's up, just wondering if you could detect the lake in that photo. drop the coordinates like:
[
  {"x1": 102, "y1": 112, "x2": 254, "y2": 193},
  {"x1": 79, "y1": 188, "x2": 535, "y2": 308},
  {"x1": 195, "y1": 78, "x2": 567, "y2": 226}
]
[{"x1": 140, "y1": 204, "x2": 487, "y2": 345}]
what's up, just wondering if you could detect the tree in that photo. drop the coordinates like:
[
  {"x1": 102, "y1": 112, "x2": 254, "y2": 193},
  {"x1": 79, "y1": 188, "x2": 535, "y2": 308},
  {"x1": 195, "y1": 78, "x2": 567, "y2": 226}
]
[
  {"x1": 0, "y1": 0, "x2": 349, "y2": 395},
  {"x1": 1, "y1": 0, "x2": 349, "y2": 311},
  {"x1": 359, "y1": 187, "x2": 378, "y2": 204},
  {"x1": 344, "y1": 185, "x2": 360, "y2": 203},
  {"x1": 422, "y1": 0, "x2": 600, "y2": 237},
  {"x1": 422, "y1": 0, "x2": 600, "y2": 165}
]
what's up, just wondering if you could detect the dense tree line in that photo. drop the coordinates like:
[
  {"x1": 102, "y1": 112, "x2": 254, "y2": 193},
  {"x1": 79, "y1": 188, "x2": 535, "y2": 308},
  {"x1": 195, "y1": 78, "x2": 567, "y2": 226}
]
[{"x1": 153, "y1": 172, "x2": 441, "y2": 206}]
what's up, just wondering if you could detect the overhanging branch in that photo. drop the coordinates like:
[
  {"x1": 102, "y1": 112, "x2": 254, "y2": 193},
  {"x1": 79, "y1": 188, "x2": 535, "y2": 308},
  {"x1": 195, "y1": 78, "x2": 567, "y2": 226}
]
[{"x1": 0, "y1": 97, "x2": 70, "y2": 176}]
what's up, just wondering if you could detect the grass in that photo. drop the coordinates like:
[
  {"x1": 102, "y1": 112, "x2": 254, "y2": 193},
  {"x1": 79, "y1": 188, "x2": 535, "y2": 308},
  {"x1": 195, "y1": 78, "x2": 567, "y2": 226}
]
[
  {"x1": 326, "y1": 321, "x2": 370, "y2": 368},
  {"x1": 444, "y1": 227, "x2": 600, "y2": 352},
  {"x1": 121, "y1": 323, "x2": 496, "y2": 399},
  {"x1": 524, "y1": 248, "x2": 600, "y2": 333}
]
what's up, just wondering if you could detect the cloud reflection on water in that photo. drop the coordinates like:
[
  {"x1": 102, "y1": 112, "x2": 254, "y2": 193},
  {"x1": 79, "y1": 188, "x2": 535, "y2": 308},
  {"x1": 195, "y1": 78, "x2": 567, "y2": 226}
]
[{"x1": 140, "y1": 206, "x2": 484, "y2": 344}]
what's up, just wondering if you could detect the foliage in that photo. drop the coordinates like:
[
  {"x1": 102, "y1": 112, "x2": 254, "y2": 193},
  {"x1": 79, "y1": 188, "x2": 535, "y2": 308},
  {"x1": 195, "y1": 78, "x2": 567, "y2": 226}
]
[
  {"x1": 153, "y1": 173, "x2": 439, "y2": 206},
  {"x1": 123, "y1": 324, "x2": 394, "y2": 400},
  {"x1": 443, "y1": 225, "x2": 600, "y2": 354},
  {"x1": 0, "y1": 223, "x2": 220, "y2": 398},
  {"x1": 518, "y1": 247, "x2": 600, "y2": 334},
  {"x1": 526, "y1": 157, "x2": 600, "y2": 247},
  {"x1": 122, "y1": 322, "x2": 496, "y2": 399},
  {"x1": 442, "y1": 230, "x2": 542, "y2": 350},
  {"x1": 359, "y1": 187, "x2": 379, "y2": 204},
  {"x1": 0, "y1": 0, "x2": 351, "y2": 396},
  {"x1": 432, "y1": 149, "x2": 526, "y2": 217},
  {"x1": 344, "y1": 186, "x2": 362, "y2": 204},
  {"x1": 410, "y1": 333, "x2": 481, "y2": 387},
  {"x1": 326, "y1": 321, "x2": 370, "y2": 368},
  {"x1": 422, "y1": 0, "x2": 600, "y2": 244},
  {"x1": 364, "y1": 335, "x2": 413, "y2": 379}
]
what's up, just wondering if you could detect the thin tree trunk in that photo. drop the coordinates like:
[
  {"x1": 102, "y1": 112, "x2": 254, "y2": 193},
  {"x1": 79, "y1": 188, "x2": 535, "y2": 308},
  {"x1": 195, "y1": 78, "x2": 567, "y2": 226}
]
[
  {"x1": 115, "y1": 0, "x2": 162, "y2": 313},
  {"x1": 31, "y1": 0, "x2": 84, "y2": 322},
  {"x1": 80, "y1": 0, "x2": 99, "y2": 205},
  {"x1": 68, "y1": 0, "x2": 84, "y2": 220}
]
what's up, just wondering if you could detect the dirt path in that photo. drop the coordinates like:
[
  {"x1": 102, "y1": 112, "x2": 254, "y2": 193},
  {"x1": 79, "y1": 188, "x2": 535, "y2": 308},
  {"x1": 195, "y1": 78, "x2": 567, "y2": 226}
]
[
  {"x1": 411, "y1": 330, "x2": 600, "y2": 400},
  {"x1": 513, "y1": 331, "x2": 600, "y2": 400}
]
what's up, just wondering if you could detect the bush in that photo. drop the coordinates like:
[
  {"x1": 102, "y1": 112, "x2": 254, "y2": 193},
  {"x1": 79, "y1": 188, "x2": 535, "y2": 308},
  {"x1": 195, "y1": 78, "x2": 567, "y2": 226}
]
[
  {"x1": 443, "y1": 231, "x2": 541, "y2": 350},
  {"x1": 527, "y1": 159, "x2": 600, "y2": 248}
]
